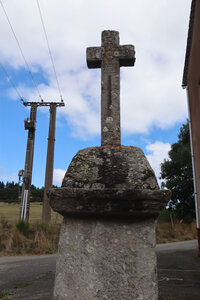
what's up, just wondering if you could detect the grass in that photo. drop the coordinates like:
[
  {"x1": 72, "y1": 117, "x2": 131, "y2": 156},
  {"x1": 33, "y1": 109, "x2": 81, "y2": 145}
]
[
  {"x1": 0, "y1": 291, "x2": 13, "y2": 300},
  {"x1": 0, "y1": 202, "x2": 62, "y2": 223},
  {"x1": 156, "y1": 220, "x2": 197, "y2": 244},
  {"x1": 0, "y1": 202, "x2": 198, "y2": 255},
  {"x1": 0, "y1": 202, "x2": 62, "y2": 256},
  {"x1": 0, "y1": 217, "x2": 60, "y2": 256},
  {"x1": 14, "y1": 282, "x2": 30, "y2": 289}
]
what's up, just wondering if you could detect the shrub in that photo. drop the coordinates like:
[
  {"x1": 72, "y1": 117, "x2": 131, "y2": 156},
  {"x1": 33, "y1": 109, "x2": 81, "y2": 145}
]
[
  {"x1": 16, "y1": 220, "x2": 30, "y2": 236},
  {"x1": 0, "y1": 216, "x2": 11, "y2": 229}
]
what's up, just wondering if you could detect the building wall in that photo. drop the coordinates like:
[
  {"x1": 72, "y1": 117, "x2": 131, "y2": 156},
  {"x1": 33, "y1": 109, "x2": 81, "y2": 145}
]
[{"x1": 187, "y1": 0, "x2": 200, "y2": 225}]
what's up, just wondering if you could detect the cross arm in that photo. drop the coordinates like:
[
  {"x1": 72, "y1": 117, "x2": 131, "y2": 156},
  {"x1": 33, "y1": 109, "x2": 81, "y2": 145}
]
[
  {"x1": 86, "y1": 47, "x2": 102, "y2": 68},
  {"x1": 119, "y1": 45, "x2": 135, "y2": 67}
]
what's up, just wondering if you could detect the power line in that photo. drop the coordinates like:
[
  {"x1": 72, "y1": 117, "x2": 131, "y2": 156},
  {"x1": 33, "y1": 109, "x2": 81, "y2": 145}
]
[
  {"x1": 0, "y1": 61, "x2": 23, "y2": 100},
  {"x1": 0, "y1": 0, "x2": 43, "y2": 100},
  {"x1": 36, "y1": 0, "x2": 63, "y2": 101}
]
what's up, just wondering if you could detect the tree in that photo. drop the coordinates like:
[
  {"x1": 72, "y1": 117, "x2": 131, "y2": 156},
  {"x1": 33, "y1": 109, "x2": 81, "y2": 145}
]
[
  {"x1": 0, "y1": 181, "x2": 44, "y2": 203},
  {"x1": 160, "y1": 121, "x2": 195, "y2": 222},
  {"x1": 0, "y1": 181, "x2": 5, "y2": 189}
]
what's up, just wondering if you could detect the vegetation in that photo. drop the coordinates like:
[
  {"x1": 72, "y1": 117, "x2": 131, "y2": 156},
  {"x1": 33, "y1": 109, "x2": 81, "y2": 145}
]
[
  {"x1": 0, "y1": 200, "x2": 197, "y2": 256},
  {"x1": 14, "y1": 282, "x2": 30, "y2": 289},
  {"x1": 0, "y1": 201, "x2": 62, "y2": 255},
  {"x1": 0, "y1": 216, "x2": 60, "y2": 255},
  {"x1": 16, "y1": 220, "x2": 30, "y2": 236},
  {"x1": 157, "y1": 209, "x2": 179, "y2": 223},
  {"x1": 0, "y1": 291, "x2": 13, "y2": 300},
  {"x1": 156, "y1": 220, "x2": 196, "y2": 244},
  {"x1": 0, "y1": 201, "x2": 62, "y2": 222},
  {"x1": 0, "y1": 214, "x2": 197, "y2": 256},
  {"x1": 0, "y1": 181, "x2": 44, "y2": 203},
  {"x1": 160, "y1": 121, "x2": 195, "y2": 223}
]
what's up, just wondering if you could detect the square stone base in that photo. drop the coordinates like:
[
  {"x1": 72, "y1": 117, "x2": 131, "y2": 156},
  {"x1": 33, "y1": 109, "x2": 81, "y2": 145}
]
[{"x1": 53, "y1": 217, "x2": 158, "y2": 300}]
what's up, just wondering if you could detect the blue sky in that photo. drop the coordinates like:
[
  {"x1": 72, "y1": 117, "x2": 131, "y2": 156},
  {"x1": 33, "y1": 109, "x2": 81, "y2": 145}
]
[{"x1": 0, "y1": 0, "x2": 191, "y2": 187}]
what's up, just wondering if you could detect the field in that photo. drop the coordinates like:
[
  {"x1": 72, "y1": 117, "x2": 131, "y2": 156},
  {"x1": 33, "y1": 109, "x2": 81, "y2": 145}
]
[
  {"x1": 0, "y1": 202, "x2": 62, "y2": 223},
  {"x1": 0, "y1": 202, "x2": 198, "y2": 256}
]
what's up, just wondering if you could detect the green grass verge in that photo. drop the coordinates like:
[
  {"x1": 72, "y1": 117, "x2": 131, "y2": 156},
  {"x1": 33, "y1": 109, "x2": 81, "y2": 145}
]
[
  {"x1": 0, "y1": 202, "x2": 62, "y2": 223},
  {"x1": 14, "y1": 282, "x2": 30, "y2": 289},
  {"x1": 0, "y1": 291, "x2": 13, "y2": 300}
]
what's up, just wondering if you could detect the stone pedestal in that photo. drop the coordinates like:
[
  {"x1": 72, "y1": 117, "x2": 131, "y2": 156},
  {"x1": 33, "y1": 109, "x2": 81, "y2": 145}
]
[{"x1": 49, "y1": 146, "x2": 171, "y2": 300}]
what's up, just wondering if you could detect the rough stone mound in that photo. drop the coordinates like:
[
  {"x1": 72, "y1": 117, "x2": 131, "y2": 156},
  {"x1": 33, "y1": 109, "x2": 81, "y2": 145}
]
[{"x1": 62, "y1": 146, "x2": 159, "y2": 191}]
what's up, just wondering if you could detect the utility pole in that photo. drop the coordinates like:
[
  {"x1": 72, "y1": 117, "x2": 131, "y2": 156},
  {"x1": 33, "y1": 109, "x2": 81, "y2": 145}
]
[
  {"x1": 42, "y1": 103, "x2": 62, "y2": 223},
  {"x1": 20, "y1": 101, "x2": 64, "y2": 221},
  {"x1": 20, "y1": 103, "x2": 37, "y2": 221}
]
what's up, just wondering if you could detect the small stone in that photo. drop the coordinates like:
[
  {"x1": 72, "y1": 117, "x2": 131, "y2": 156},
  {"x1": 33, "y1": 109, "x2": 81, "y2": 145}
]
[
  {"x1": 106, "y1": 117, "x2": 113, "y2": 124},
  {"x1": 103, "y1": 126, "x2": 108, "y2": 132}
]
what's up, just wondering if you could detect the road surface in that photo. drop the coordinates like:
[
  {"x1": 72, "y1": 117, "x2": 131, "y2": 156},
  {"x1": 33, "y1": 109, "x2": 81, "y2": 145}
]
[{"x1": 0, "y1": 240, "x2": 199, "y2": 300}]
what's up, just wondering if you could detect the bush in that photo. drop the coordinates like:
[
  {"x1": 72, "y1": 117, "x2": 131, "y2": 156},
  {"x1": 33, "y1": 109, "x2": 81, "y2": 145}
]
[
  {"x1": 157, "y1": 209, "x2": 178, "y2": 223},
  {"x1": 0, "y1": 216, "x2": 11, "y2": 229},
  {"x1": 0, "y1": 220, "x2": 60, "y2": 255},
  {"x1": 16, "y1": 220, "x2": 30, "y2": 236}
]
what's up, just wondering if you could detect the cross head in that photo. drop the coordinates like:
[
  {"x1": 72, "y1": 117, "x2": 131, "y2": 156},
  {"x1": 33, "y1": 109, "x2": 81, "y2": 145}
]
[{"x1": 87, "y1": 30, "x2": 135, "y2": 146}]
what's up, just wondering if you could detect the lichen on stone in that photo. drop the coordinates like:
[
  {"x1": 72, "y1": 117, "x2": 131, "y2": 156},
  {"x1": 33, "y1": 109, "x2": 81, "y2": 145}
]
[{"x1": 62, "y1": 146, "x2": 159, "y2": 191}]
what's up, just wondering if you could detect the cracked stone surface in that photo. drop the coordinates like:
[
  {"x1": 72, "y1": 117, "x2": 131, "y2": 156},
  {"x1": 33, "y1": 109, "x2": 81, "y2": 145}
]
[
  {"x1": 62, "y1": 146, "x2": 159, "y2": 191},
  {"x1": 53, "y1": 218, "x2": 158, "y2": 300},
  {"x1": 87, "y1": 30, "x2": 135, "y2": 146},
  {"x1": 49, "y1": 145, "x2": 170, "y2": 300}
]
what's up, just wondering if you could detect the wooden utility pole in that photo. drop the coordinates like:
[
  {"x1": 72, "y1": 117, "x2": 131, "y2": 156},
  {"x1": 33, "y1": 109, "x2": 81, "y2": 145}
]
[
  {"x1": 20, "y1": 101, "x2": 64, "y2": 221},
  {"x1": 42, "y1": 104, "x2": 57, "y2": 222},
  {"x1": 20, "y1": 103, "x2": 37, "y2": 221}
]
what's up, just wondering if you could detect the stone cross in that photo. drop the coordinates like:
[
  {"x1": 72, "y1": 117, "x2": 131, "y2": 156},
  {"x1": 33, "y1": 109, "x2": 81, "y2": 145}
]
[{"x1": 87, "y1": 30, "x2": 135, "y2": 146}]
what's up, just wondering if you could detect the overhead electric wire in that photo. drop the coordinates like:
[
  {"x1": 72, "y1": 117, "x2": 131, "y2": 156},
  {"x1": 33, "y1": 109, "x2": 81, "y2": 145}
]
[
  {"x1": 0, "y1": 61, "x2": 23, "y2": 100},
  {"x1": 36, "y1": 0, "x2": 63, "y2": 101},
  {"x1": 0, "y1": 0, "x2": 43, "y2": 100}
]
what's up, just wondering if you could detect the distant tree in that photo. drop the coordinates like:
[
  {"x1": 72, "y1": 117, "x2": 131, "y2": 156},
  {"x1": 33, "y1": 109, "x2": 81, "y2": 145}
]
[
  {"x1": 0, "y1": 185, "x2": 19, "y2": 202},
  {"x1": 5, "y1": 181, "x2": 19, "y2": 189},
  {"x1": 160, "y1": 121, "x2": 195, "y2": 222},
  {"x1": 0, "y1": 181, "x2": 5, "y2": 189},
  {"x1": 0, "y1": 181, "x2": 43, "y2": 203},
  {"x1": 31, "y1": 187, "x2": 44, "y2": 202},
  {"x1": 31, "y1": 184, "x2": 37, "y2": 190}
]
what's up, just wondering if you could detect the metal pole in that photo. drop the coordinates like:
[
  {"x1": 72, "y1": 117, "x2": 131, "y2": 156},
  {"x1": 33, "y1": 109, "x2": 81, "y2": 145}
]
[
  {"x1": 20, "y1": 104, "x2": 37, "y2": 221},
  {"x1": 186, "y1": 87, "x2": 200, "y2": 255},
  {"x1": 42, "y1": 104, "x2": 57, "y2": 222}
]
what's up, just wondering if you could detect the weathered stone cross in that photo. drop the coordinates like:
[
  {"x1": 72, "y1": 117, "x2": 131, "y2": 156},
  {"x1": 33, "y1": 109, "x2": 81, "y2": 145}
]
[{"x1": 87, "y1": 30, "x2": 135, "y2": 146}]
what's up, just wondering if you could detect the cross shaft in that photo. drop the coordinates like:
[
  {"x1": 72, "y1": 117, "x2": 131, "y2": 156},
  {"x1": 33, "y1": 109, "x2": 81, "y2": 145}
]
[{"x1": 87, "y1": 30, "x2": 135, "y2": 146}]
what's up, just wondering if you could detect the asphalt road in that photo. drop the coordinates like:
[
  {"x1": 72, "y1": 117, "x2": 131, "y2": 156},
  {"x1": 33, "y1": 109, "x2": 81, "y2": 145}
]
[
  {"x1": 157, "y1": 240, "x2": 200, "y2": 300},
  {"x1": 0, "y1": 240, "x2": 199, "y2": 300},
  {"x1": 0, "y1": 255, "x2": 56, "y2": 299}
]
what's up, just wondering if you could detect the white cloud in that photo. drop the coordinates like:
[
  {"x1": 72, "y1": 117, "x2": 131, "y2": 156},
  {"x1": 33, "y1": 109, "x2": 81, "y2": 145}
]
[
  {"x1": 53, "y1": 169, "x2": 65, "y2": 186},
  {"x1": 146, "y1": 141, "x2": 171, "y2": 185},
  {"x1": 0, "y1": 166, "x2": 17, "y2": 182},
  {"x1": 0, "y1": 0, "x2": 190, "y2": 138}
]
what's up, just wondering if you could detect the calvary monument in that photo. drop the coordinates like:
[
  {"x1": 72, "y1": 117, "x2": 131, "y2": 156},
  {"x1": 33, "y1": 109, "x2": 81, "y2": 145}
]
[{"x1": 49, "y1": 30, "x2": 171, "y2": 300}]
